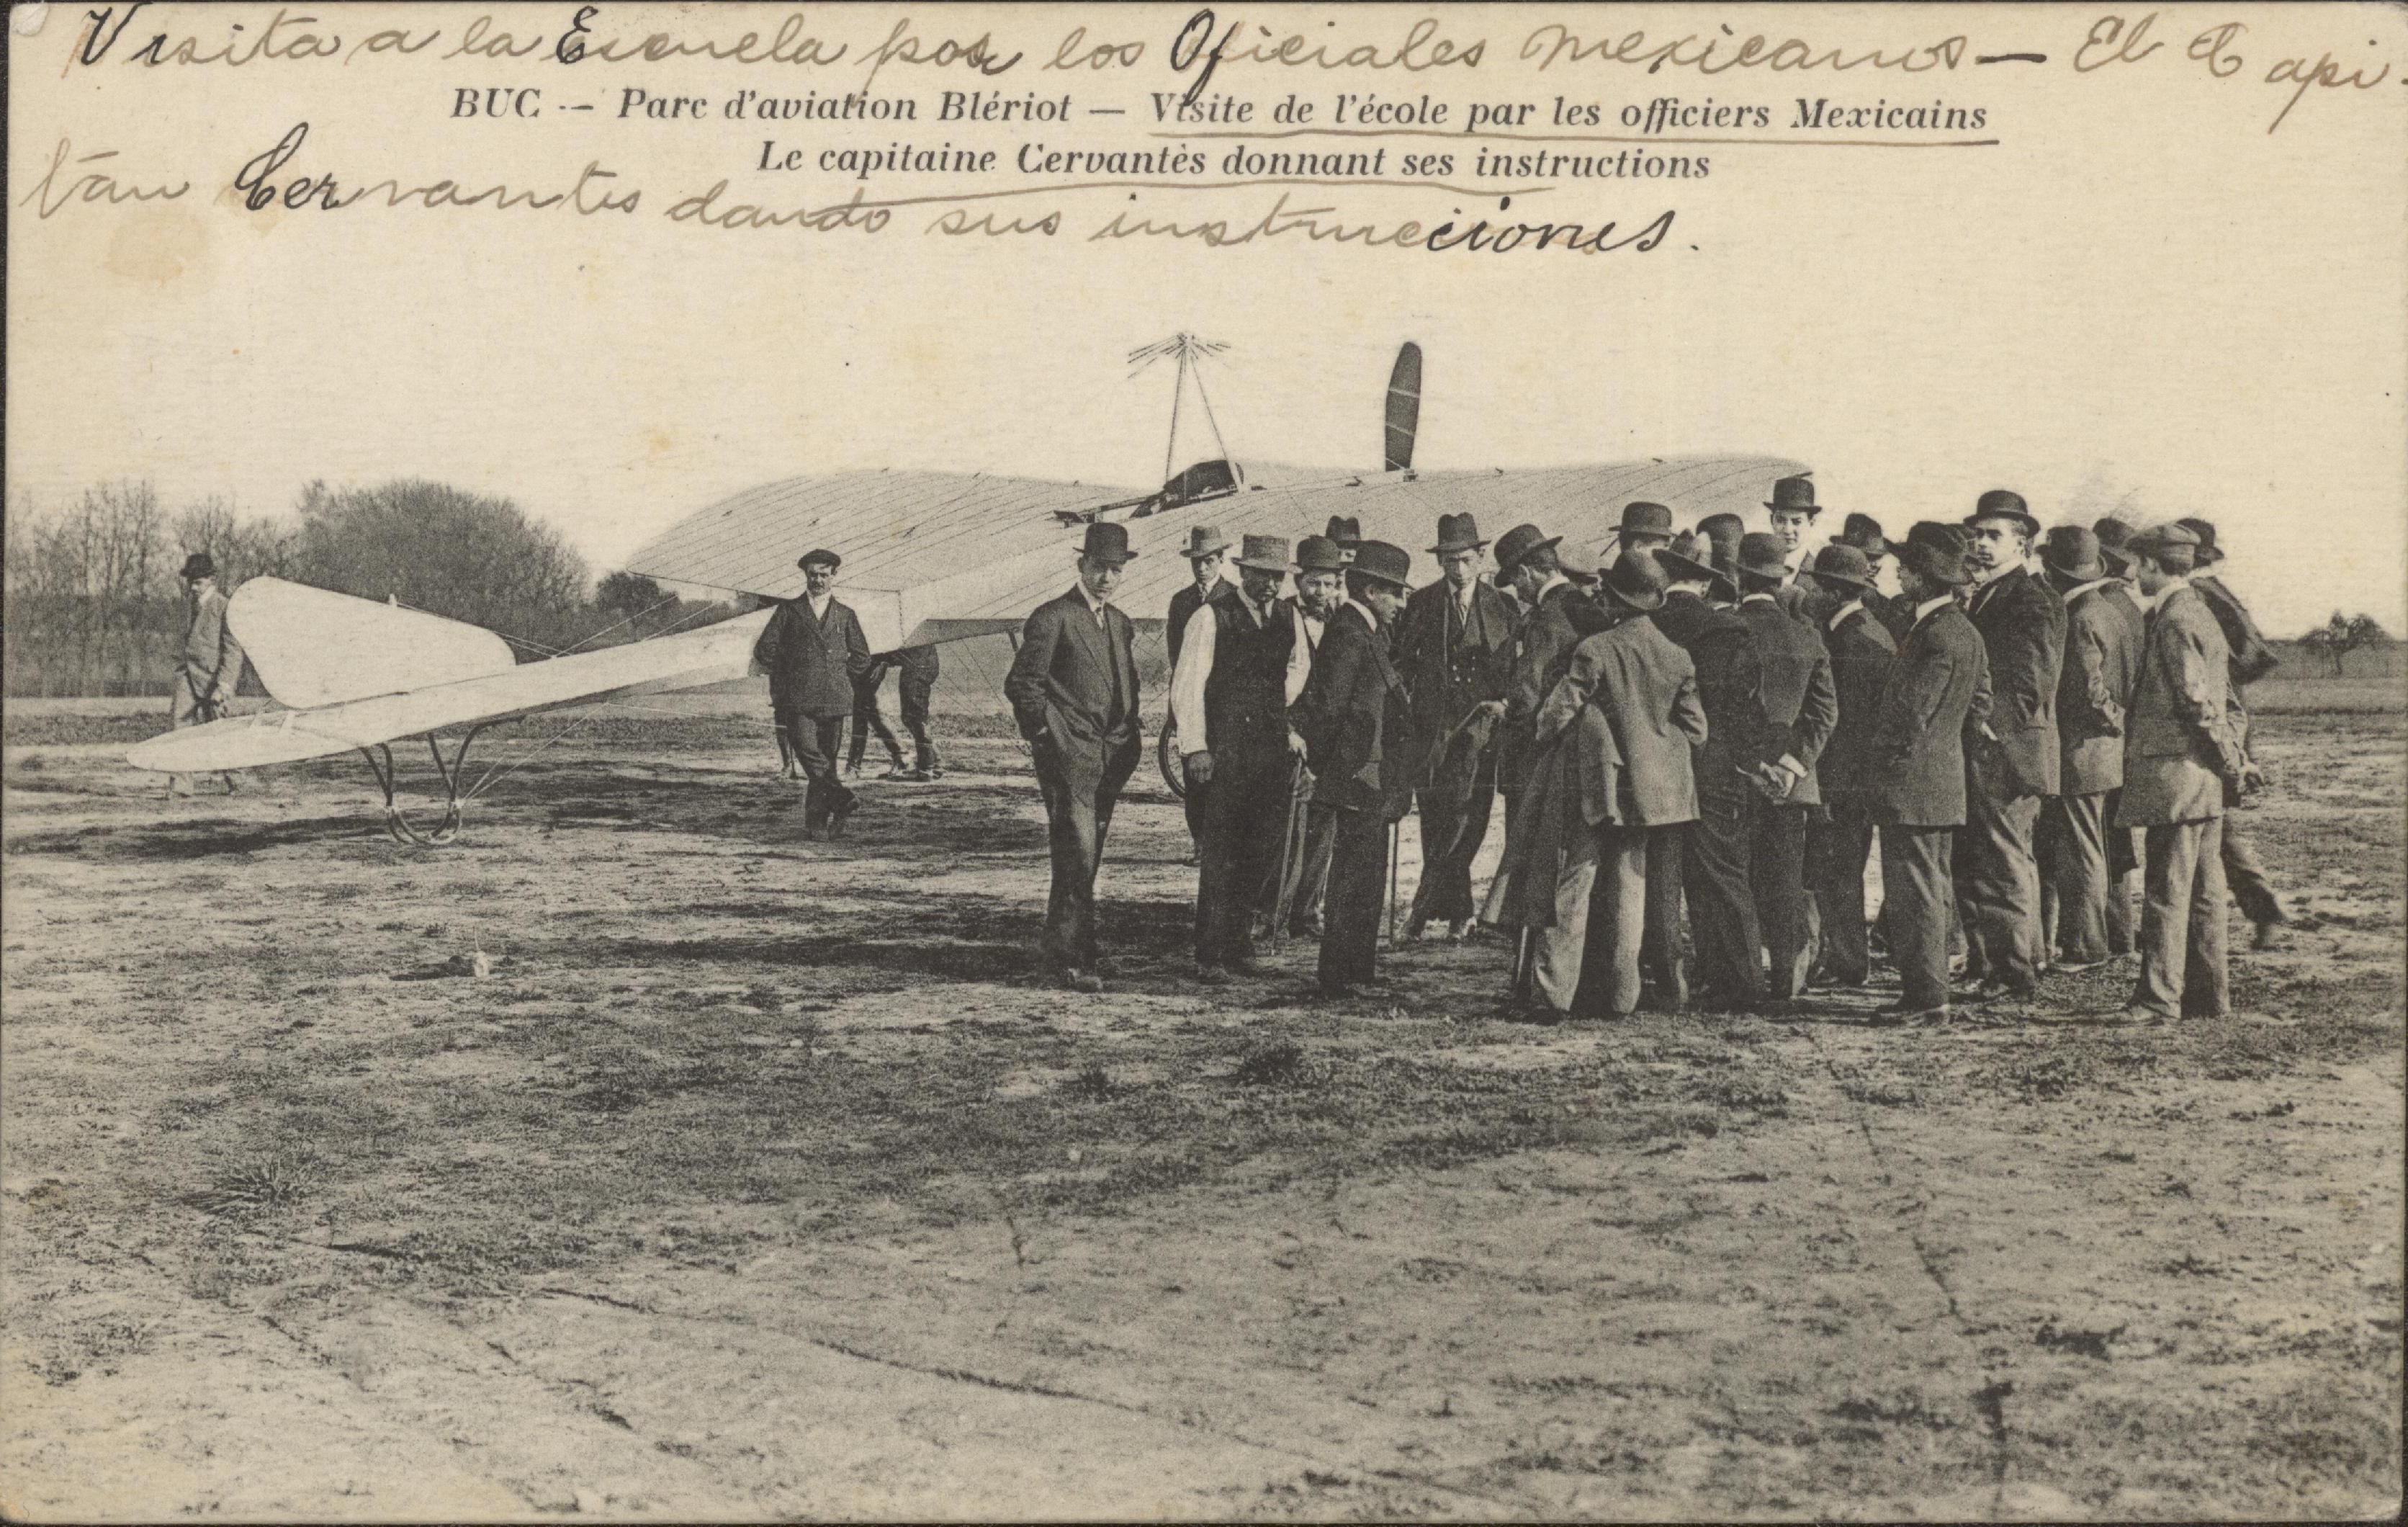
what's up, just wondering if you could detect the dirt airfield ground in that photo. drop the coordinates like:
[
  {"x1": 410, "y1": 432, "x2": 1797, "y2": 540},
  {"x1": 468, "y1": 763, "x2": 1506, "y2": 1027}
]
[{"x1": 2, "y1": 689, "x2": 2402, "y2": 1520}]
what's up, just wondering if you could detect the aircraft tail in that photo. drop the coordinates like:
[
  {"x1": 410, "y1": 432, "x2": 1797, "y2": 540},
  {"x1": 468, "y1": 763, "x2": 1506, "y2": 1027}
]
[{"x1": 230, "y1": 578, "x2": 519, "y2": 709}]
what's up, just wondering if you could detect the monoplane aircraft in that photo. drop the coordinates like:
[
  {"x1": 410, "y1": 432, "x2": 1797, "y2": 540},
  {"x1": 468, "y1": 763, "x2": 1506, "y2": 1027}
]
[{"x1": 127, "y1": 343, "x2": 1806, "y2": 841}]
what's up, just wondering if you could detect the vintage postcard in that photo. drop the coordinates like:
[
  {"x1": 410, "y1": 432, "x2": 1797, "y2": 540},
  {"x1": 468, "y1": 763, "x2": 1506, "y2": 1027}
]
[{"x1": 4, "y1": 1, "x2": 2403, "y2": 1518}]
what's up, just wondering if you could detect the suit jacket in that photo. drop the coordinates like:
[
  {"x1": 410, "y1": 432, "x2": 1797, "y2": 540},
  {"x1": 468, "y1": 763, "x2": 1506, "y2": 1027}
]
[
  {"x1": 1819, "y1": 604, "x2": 1897, "y2": 805},
  {"x1": 1291, "y1": 601, "x2": 1409, "y2": 817},
  {"x1": 1866, "y1": 601, "x2": 1994, "y2": 828},
  {"x1": 1866, "y1": 588, "x2": 1917, "y2": 645},
  {"x1": 1535, "y1": 614, "x2": 1707, "y2": 827},
  {"x1": 1774, "y1": 577, "x2": 1818, "y2": 627},
  {"x1": 1964, "y1": 564, "x2": 2066, "y2": 800},
  {"x1": 178, "y1": 585, "x2": 246, "y2": 694},
  {"x1": 1736, "y1": 596, "x2": 1841, "y2": 807},
  {"x1": 1004, "y1": 588, "x2": 1143, "y2": 797},
  {"x1": 2057, "y1": 581, "x2": 2141, "y2": 797},
  {"x1": 1393, "y1": 577, "x2": 1517, "y2": 784},
  {"x1": 754, "y1": 596, "x2": 872, "y2": 717},
  {"x1": 2190, "y1": 573, "x2": 2279, "y2": 693},
  {"x1": 1650, "y1": 592, "x2": 1775, "y2": 805},
  {"x1": 1498, "y1": 581, "x2": 1605, "y2": 797},
  {"x1": 2118, "y1": 584, "x2": 2245, "y2": 827},
  {"x1": 1165, "y1": 578, "x2": 1226, "y2": 675}
]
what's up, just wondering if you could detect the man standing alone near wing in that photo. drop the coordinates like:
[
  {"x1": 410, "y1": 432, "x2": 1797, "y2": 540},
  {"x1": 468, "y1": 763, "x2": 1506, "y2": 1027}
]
[
  {"x1": 1005, "y1": 523, "x2": 1145, "y2": 995},
  {"x1": 168, "y1": 552, "x2": 246, "y2": 798},
  {"x1": 753, "y1": 550, "x2": 873, "y2": 840}
]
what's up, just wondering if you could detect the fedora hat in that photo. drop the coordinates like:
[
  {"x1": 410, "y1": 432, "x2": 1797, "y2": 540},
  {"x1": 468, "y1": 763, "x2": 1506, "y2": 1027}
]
[
  {"x1": 1694, "y1": 512, "x2": 1746, "y2": 568},
  {"x1": 1351, "y1": 539, "x2": 1411, "y2": 588},
  {"x1": 1323, "y1": 515, "x2": 1362, "y2": 547},
  {"x1": 1658, "y1": 530, "x2": 1735, "y2": 600},
  {"x1": 1615, "y1": 501, "x2": 1675, "y2": 539},
  {"x1": 1429, "y1": 512, "x2": 1487, "y2": 555},
  {"x1": 1493, "y1": 522, "x2": 1563, "y2": 573},
  {"x1": 179, "y1": 551, "x2": 217, "y2": 581},
  {"x1": 2093, "y1": 514, "x2": 2137, "y2": 574},
  {"x1": 2039, "y1": 525, "x2": 2105, "y2": 581},
  {"x1": 799, "y1": 548, "x2": 842, "y2": 572},
  {"x1": 2175, "y1": 516, "x2": 2225, "y2": 565},
  {"x1": 1078, "y1": 521, "x2": 1138, "y2": 565},
  {"x1": 1895, "y1": 521, "x2": 1972, "y2": 587},
  {"x1": 1964, "y1": 489, "x2": 2041, "y2": 537},
  {"x1": 1838, "y1": 512, "x2": 1887, "y2": 555},
  {"x1": 1809, "y1": 542, "x2": 1879, "y2": 591},
  {"x1": 2124, "y1": 521, "x2": 2201, "y2": 569},
  {"x1": 1294, "y1": 535, "x2": 1349, "y2": 573},
  {"x1": 1234, "y1": 533, "x2": 1293, "y2": 574},
  {"x1": 1180, "y1": 524, "x2": 1231, "y2": 559},
  {"x1": 1735, "y1": 532, "x2": 1791, "y2": 583},
  {"x1": 1597, "y1": 546, "x2": 1668, "y2": 612},
  {"x1": 1764, "y1": 474, "x2": 1820, "y2": 515}
]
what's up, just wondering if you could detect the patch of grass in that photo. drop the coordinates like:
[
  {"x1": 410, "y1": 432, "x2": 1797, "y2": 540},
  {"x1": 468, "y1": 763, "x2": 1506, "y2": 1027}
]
[
  {"x1": 194, "y1": 1152, "x2": 316, "y2": 1215},
  {"x1": 1063, "y1": 1064, "x2": 1113, "y2": 1101},
  {"x1": 1231, "y1": 1042, "x2": 1310, "y2": 1088}
]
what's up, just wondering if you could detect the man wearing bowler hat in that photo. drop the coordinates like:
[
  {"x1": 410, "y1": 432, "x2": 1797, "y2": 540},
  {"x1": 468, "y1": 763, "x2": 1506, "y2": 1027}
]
[
  {"x1": 1798, "y1": 542, "x2": 1897, "y2": 990},
  {"x1": 1172, "y1": 534, "x2": 1309, "y2": 982},
  {"x1": 2116, "y1": 522, "x2": 2249, "y2": 1021},
  {"x1": 1838, "y1": 513, "x2": 1910, "y2": 641},
  {"x1": 1293, "y1": 540, "x2": 1416, "y2": 997},
  {"x1": 2092, "y1": 516, "x2": 2149, "y2": 952},
  {"x1": 1731, "y1": 532, "x2": 1840, "y2": 1010},
  {"x1": 1956, "y1": 489, "x2": 2066, "y2": 1002},
  {"x1": 1323, "y1": 516, "x2": 1363, "y2": 560},
  {"x1": 1598, "y1": 500, "x2": 1677, "y2": 570},
  {"x1": 1262, "y1": 534, "x2": 1352, "y2": 937},
  {"x1": 753, "y1": 549, "x2": 873, "y2": 839},
  {"x1": 1764, "y1": 475, "x2": 1826, "y2": 623},
  {"x1": 1166, "y1": 524, "x2": 1234, "y2": 862},
  {"x1": 1694, "y1": 514, "x2": 1748, "y2": 609},
  {"x1": 1005, "y1": 523, "x2": 1146, "y2": 993},
  {"x1": 1491, "y1": 521, "x2": 1577, "y2": 834},
  {"x1": 168, "y1": 551, "x2": 248, "y2": 797},
  {"x1": 2178, "y1": 517, "x2": 2288, "y2": 947},
  {"x1": 2034, "y1": 526, "x2": 2140, "y2": 974},
  {"x1": 1396, "y1": 512, "x2": 1517, "y2": 941}
]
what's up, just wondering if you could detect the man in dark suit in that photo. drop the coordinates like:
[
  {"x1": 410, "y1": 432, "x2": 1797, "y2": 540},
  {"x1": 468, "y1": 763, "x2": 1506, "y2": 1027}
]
[
  {"x1": 1165, "y1": 525, "x2": 1232, "y2": 863},
  {"x1": 2178, "y1": 517, "x2": 2288, "y2": 947},
  {"x1": 1838, "y1": 514, "x2": 1911, "y2": 642},
  {"x1": 2035, "y1": 527, "x2": 2141, "y2": 972},
  {"x1": 1763, "y1": 474, "x2": 1827, "y2": 624},
  {"x1": 1293, "y1": 541, "x2": 1416, "y2": 998},
  {"x1": 1004, "y1": 523, "x2": 1145, "y2": 993},
  {"x1": 1799, "y1": 543, "x2": 1897, "y2": 989},
  {"x1": 1395, "y1": 513, "x2": 1517, "y2": 941},
  {"x1": 753, "y1": 549, "x2": 874, "y2": 838},
  {"x1": 1955, "y1": 490, "x2": 2066, "y2": 1001},
  {"x1": 894, "y1": 644, "x2": 943, "y2": 779},
  {"x1": 1653, "y1": 534, "x2": 1774, "y2": 1010},
  {"x1": 2092, "y1": 516, "x2": 2149, "y2": 954},
  {"x1": 1259, "y1": 534, "x2": 1348, "y2": 938},
  {"x1": 1171, "y1": 534, "x2": 1306, "y2": 982},
  {"x1": 1866, "y1": 524, "x2": 1994, "y2": 1024},
  {"x1": 846, "y1": 655, "x2": 909, "y2": 778},
  {"x1": 1491, "y1": 521, "x2": 1573, "y2": 833},
  {"x1": 1731, "y1": 534, "x2": 1841, "y2": 1008}
]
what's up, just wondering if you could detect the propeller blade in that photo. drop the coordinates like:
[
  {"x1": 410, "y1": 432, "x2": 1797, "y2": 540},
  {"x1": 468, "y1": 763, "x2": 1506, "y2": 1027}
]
[{"x1": 1383, "y1": 341, "x2": 1423, "y2": 472}]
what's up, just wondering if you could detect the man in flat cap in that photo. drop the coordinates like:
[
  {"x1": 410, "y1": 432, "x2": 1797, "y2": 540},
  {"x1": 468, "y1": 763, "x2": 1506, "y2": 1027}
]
[
  {"x1": 1396, "y1": 512, "x2": 1516, "y2": 941},
  {"x1": 1165, "y1": 524, "x2": 1234, "y2": 863},
  {"x1": 2091, "y1": 516, "x2": 2149, "y2": 952},
  {"x1": 1956, "y1": 490, "x2": 2065, "y2": 1003},
  {"x1": 1005, "y1": 523, "x2": 1145, "y2": 993},
  {"x1": 1730, "y1": 532, "x2": 1840, "y2": 1010},
  {"x1": 2034, "y1": 526, "x2": 2140, "y2": 974},
  {"x1": 2116, "y1": 522, "x2": 2250, "y2": 1021},
  {"x1": 167, "y1": 552, "x2": 247, "y2": 797},
  {"x1": 1293, "y1": 540, "x2": 1416, "y2": 997},
  {"x1": 754, "y1": 549, "x2": 873, "y2": 839},
  {"x1": 1262, "y1": 534, "x2": 1351, "y2": 938},
  {"x1": 1172, "y1": 534, "x2": 1309, "y2": 983},
  {"x1": 2178, "y1": 517, "x2": 2288, "y2": 947},
  {"x1": 1798, "y1": 543, "x2": 1897, "y2": 990}
]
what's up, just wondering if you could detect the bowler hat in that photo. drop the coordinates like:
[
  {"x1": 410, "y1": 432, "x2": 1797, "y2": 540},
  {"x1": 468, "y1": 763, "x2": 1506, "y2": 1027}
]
[
  {"x1": 1351, "y1": 539, "x2": 1411, "y2": 588},
  {"x1": 1839, "y1": 512, "x2": 1887, "y2": 555},
  {"x1": 1493, "y1": 522, "x2": 1563, "y2": 574},
  {"x1": 2124, "y1": 521, "x2": 2201, "y2": 569},
  {"x1": 2093, "y1": 515, "x2": 2137, "y2": 574},
  {"x1": 1615, "y1": 501, "x2": 1675, "y2": 540},
  {"x1": 1324, "y1": 515, "x2": 1362, "y2": 546},
  {"x1": 2175, "y1": 516, "x2": 2225, "y2": 565},
  {"x1": 1294, "y1": 535, "x2": 1349, "y2": 574},
  {"x1": 1428, "y1": 513, "x2": 1487, "y2": 555},
  {"x1": 2039, "y1": 525, "x2": 2105, "y2": 581},
  {"x1": 179, "y1": 552, "x2": 216, "y2": 581},
  {"x1": 1764, "y1": 474, "x2": 1821, "y2": 515},
  {"x1": 1809, "y1": 543, "x2": 1879, "y2": 591},
  {"x1": 1234, "y1": 533, "x2": 1293, "y2": 574},
  {"x1": 1694, "y1": 512, "x2": 1746, "y2": 571},
  {"x1": 1078, "y1": 521, "x2": 1138, "y2": 565},
  {"x1": 1965, "y1": 489, "x2": 2041, "y2": 537},
  {"x1": 1735, "y1": 532, "x2": 1791, "y2": 583},
  {"x1": 1895, "y1": 521, "x2": 1972, "y2": 587},
  {"x1": 1658, "y1": 531, "x2": 1735, "y2": 600},
  {"x1": 799, "y1": 548, "x2": 842, "y2": 572},
  {"x1": 1597, "y1": 547, "x2": 1668, "y2": 612},
  {"x1": 1181, "y1": 524, "x2": 1231, "y2": 560}
]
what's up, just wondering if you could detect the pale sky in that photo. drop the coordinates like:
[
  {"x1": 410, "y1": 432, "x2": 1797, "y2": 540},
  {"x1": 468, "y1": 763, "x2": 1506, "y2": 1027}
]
[{"x1": 9, "y1": 2, "x2": 2405, "y2": 635}]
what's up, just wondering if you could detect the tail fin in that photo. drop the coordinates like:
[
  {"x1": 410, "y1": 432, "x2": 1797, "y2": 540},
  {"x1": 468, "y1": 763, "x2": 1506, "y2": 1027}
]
[
  {"x1": 1383, "y1": 341, "x2": 1423, "y2": 472},
  {"x1": 230, "y1": 578, "x2": 518, "y2": 709}
]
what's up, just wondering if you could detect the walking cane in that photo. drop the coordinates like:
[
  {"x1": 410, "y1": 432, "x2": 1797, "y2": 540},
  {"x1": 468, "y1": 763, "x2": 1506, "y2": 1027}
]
[{"x1": 1267, "y1": 757, "x2": 1312, "y2": 944}]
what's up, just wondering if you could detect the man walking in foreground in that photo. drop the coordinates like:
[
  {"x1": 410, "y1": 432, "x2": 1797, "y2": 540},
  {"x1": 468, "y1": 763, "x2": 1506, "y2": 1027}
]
[
  {"x1": 753, "y1": 549, "x2": 874, "y2": 839},
  {"x1": 168, "y1": 552, "x2": 246, "y2": 798},
  {"x1": 1004, "y1": 523, "x2": 1145, "y2": 993}
]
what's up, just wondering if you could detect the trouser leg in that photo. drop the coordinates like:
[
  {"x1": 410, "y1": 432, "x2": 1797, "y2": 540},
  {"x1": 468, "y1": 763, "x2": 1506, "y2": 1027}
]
[
  {"x1": 1321, "y1": 809, "x2": 1385, "y2": 990},
  {"x1": 899, "y1": 670, "x2": 937, "y2": 772},
  {"x1": 1571, "y1": 828, "x2": 1648, "y2": 1018},
  {"x1": 2219, "y1": 817, "x2": 2283, "y2": 928},
  {"x1": 2043, "y1": 792, "x2": 2112, "y2": 965},
  {"x1": 1640, "y1": 824, "x2": 1688, "y2": 1008},
  {"x1": 1198, "y1": 752, "x2": 1282, "y2": 966},
  {"x1": 2134, "y1": 819, "x2": 2213, "y2": 1016},
  {"x1": 1753, "y1": 805, "x2": 1812, "y2": 1000},
  {"x1": 1958, "y1": 788, "x2": 2044, "y2": 990},
  {"x1": 1290, "y1": 803, "x2": 1337, "y2": 930},
  {"x1": 1531, "y1": 828, "x2": 1601, "y2": 1013},
  {"x1": 1882, "y1": 825, "x2": 1954, "y2": 1012},
  {"x1": 2184, "y1": 815, "x2": 2231, "y2": 1017},
  {"x1": 1810, "y1": 805, "x2": 1874, "y2": 985},
  {"x1": 2103, "y1": 788, "x2": 2138, "y2": 954},
  {"x1": 1411, "y1": 771, "x2": 1496, "y2": 925},
  {"x1": 1684, "y1": 790, "x2": 1763, "y2": 1006},
  {"x1": 1038, "y1": 766, "x2": 1104, "y2": 971},
  {"x1": 794, "y1": 716, "x2": 850, "y2": 829}
]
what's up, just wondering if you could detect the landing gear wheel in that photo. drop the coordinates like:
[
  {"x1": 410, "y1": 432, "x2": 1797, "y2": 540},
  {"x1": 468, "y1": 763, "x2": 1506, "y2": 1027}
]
[{"x1": 1158, "y1": 722, "x2": 1185, "y2": 800}]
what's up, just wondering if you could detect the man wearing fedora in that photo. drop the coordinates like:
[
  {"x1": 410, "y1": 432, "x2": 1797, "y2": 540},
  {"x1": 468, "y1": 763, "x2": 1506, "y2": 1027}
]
[
  {"x1": 1396, "y1": 512, "x2": 1516, "y2": 941},
  {"x1": 1491, "y1": 521, "x2": 1575, "y2": 835},
  {"x1": 2116, "y1": 522, "x2": 2250, "y2": 1021},
  {"x1": 2178, "y1": 517, "x2": 2288, "y2": 947},
  {"x1": 1322, "y1": 516, "x2": 1363, "y2": 560},
  {"x1": 1956, "y1": 490, "x2": 2066, "y2": 1002},
  {"x1": 1731, "y1": 532, "x2": 1840, "y2": 1009},
  {"x1": 1005, "y1": 523, "x2": 1146, "y2": 993},
  {"x1": 1172, "y1": 533, "x2": 1309, "y2": 983},
  {"x1": 1262, "y1": 534, "x2": 1352, "y2": 937},
  {"x1": 1292, "y1": 540, "x2": 1416, "y2": 997},
  {"x1": 1798, "y1": 543, "x2": 1897, "y2": 990},
  {"x1": 1764, "y1": 475, "x2": 1826, "y2": 624},
  {"x1": 752, "y1": 549, "x2": 873, "y2": 839},
  {"x1": 1166, "y1": 524, "x2": 1234, "y2": 862},
  {"x1": 1866, "y1": 524, "x2": 1994, "y2": 1024},
  {"x1": 1694, "y1": 514, "x2": 1747, "y2": 610},
  {"x1": 2092, "y1": 516, "x2": 2150, "y2": 953},
  {"x1": 1838, "y1": 514, "x2": 1910, "y2": 642},
  {"x1": 2034, "y1": 526, "x2": 2141, "y2": 974},
  {"x1": 168, "y1": 551, "x2": 247, "y2": 797},
  {"x1": 1599, "y1": 500, "x2": 1677, "y2": 570}
]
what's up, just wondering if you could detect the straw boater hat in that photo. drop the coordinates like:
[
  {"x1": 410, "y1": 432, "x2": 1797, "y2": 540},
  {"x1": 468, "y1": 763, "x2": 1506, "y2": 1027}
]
[
  {"x1": 1429, "y1": 513, "x2": 1487, "y2": 555},
  {"x1": 1895, "y1": 522, "x2": 1972, "y2": 587},
  {"x1": 1614, "y1": 502, "x2": 1675, "y2": 541},
  {"x1": 1735, "y1": 532, "x2": 1792, "y2": 584},
  {"x1": 1597, "y1": 547, "x2": 1669, "y2": 612},
  {"x1": 1078, "y1": 521, "x2": 1137, "y2": 565},
  {"x1": 1293, "y1": 536, "x2": 1349, "y2": 574},
  {"x1": 2039, "y1": 526, "x2": 2105, "y2": 582},
  {"x1": 1234, "y1": 534, "x2": 1292, "y2": 574},
  {"x1": 799, "y1": 549, "x2": 841, "y2": 572},
  {"x1": 1492, "y1": 522, "x2": 1562, "y2": 574},
  {"x1": 1808, "y1": 543, "x2": 1879, "y2": 592},
  {"x1": 1181, "y1": 524, "x2": 1231, "y2": 560},
  {"x1": 179, "y1": 552, "x2": 216, "y2": 581},
  {"x1": 1351, "y1": 540, "x2": 1411, "y2": 588},
  {"x1": 1964, "y1": 489, "x2": 2041, "y2": 538},
  {"x1": 1764, "y1": 475, "x2": 1821, "y2": 516}
]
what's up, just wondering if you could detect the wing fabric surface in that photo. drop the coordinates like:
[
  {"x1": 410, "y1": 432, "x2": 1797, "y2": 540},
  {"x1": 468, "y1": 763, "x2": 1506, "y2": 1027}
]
[{"x1": 232, "y1": 578, "x2": 518, "y2": 709}]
